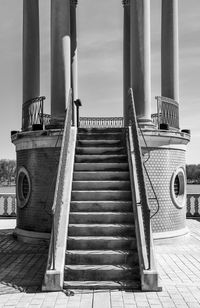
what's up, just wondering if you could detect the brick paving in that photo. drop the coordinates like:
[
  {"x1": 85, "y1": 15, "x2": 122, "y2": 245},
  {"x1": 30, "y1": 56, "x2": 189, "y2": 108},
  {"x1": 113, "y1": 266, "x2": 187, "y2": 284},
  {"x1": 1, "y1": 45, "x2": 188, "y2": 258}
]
[{"x1": 0, "y1": 220, "x2": 199, "y2": 307}]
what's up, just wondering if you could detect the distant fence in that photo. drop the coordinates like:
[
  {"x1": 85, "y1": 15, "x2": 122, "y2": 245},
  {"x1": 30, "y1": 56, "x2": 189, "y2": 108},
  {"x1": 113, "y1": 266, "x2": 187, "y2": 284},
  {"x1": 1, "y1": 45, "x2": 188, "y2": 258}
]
[
  {"x1": 0, "y1": 193, "x2": 16, "y2": 217},
  {"x1": 0, "y1": 193, "x2": 199, "y2": 220}
]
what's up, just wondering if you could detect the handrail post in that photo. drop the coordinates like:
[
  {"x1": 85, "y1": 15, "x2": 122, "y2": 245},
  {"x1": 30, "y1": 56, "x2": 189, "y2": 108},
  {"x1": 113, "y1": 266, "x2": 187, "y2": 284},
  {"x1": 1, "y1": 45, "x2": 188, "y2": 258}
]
[
  {"x1": 41, "y1": 97, "x2": 44, "y2": 127},
  {"x1": 74, "y1": 99, "x2": 82, "y2": 128}
]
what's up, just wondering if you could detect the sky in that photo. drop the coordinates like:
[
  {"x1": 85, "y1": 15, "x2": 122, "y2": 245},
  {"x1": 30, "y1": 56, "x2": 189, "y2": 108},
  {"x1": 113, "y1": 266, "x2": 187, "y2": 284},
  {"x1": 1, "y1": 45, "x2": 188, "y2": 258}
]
[{"x1": 0, "y1": 0, "x2": 200, "y2": 163}]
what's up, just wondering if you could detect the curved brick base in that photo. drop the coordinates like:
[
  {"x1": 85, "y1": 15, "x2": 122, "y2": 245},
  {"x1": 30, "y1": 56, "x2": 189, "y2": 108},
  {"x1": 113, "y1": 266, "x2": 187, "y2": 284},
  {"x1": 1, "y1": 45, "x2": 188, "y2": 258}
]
[
  {"x1": 12, "y1": 130, "x2": 62, "y2": 236},
  {"x1": 153, "y1": 226, "x2": 189, "y2": 240},
  {"x1": 142, "y1": 130, "x2": 190, "y2": 235},
  {"x1": 14, "y1": 227, "x2": 50, "y2": 244}
]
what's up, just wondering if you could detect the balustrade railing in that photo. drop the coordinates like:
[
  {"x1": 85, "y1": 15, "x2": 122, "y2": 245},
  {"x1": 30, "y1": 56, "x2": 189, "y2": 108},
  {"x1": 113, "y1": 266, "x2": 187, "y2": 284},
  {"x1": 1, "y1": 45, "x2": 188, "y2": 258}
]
[
  {"x1": 79, "y1": 117, "x2": 124, "y2": 128},
  {"x1": 187, "y1": 194, "x2": 200, "y2": 219},
  {"x1": 22, "y1": 96, "x2": 46, "y2": 131},
  {"x1": 0, "y1": 192, "x2": 197, "y2": 220},
  {"x1": 0, "y1": 193, "x2": 16, "y2": 217},
  {"x1": 153, "y1": 96, "x2": 179, "y2": 130}
]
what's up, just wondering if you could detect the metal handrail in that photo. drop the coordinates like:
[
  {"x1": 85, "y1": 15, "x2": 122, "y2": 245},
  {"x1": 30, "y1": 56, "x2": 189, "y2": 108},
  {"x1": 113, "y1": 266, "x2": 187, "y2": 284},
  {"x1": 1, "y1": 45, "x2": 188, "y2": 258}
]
[
  {"x1": 48, "y1": 89, "x2": 73, "y2": 271},
  {"x1": 127, "y1": 88, "x2": 151, "y2": 270},
  {"x1": 22, "y1": 96, "x2": 46, "y2": 131}
]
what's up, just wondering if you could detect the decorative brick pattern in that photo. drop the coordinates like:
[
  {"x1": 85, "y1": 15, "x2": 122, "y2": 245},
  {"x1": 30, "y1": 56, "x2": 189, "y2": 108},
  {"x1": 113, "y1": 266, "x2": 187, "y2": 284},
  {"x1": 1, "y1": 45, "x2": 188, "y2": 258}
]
[
  {"x1": 16, "y1": 147, "x2": 60, "y2": 233},
  {"x1": 143, "y1": 147, "x2": 186, "y2": 233}
]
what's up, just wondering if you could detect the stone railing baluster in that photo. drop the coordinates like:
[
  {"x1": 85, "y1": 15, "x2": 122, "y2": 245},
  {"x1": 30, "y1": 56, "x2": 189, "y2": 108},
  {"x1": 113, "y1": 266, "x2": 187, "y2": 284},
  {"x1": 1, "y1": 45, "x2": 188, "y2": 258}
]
[
  {"x1": 11, "y1": 196, "x2": 17, "y2": 217},
  {"x1": 0, "y1": 193, "x2": 17, "y2": 217},
  {"x1": 186, "y1": 194, "x2": 200, "y2": 219},
  {"x1": 3, "y1": 196, "x2": 9, "y2": 216},
  {"x1": 194, "y1": 195, "x2": 200, "y2": 217}
]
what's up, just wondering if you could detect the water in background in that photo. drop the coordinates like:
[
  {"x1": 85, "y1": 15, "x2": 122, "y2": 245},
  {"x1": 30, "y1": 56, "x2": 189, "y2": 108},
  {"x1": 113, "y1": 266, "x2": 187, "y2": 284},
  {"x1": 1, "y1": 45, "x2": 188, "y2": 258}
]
[
  {"x1": 187, "y1": 184, "x2": 200, "y2": 194},
  {"x1": 0, "y1": 186, "x2": 15, "y2": 193}
]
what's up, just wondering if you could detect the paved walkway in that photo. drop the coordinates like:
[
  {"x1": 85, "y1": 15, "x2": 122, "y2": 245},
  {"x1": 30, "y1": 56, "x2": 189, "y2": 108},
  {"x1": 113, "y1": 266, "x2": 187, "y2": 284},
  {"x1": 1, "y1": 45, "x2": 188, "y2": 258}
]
[{"x1": 0, "y1": 220, "x2": 199, "y2": 307}]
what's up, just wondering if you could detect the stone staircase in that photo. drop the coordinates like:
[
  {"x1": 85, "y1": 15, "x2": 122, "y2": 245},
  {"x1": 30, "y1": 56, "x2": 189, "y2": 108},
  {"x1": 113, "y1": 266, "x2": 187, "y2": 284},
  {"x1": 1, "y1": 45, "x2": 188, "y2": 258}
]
[{"x1": 64, "y1": 127, "x2": 141, "y2": 290}]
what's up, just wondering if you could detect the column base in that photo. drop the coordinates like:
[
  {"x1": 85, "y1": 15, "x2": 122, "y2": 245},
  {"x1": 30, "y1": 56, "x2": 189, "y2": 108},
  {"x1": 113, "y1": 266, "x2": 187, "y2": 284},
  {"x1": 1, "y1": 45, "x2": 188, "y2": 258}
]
[
  {"x1": 153, "y1": 227, "x2": 189, "y2": 241},
  {"x1": 137, "y1": 118, "x2": 155, "y2": 129},
  {"x1": 13, "y1": 227, "x2": 50, "y2": 244}
]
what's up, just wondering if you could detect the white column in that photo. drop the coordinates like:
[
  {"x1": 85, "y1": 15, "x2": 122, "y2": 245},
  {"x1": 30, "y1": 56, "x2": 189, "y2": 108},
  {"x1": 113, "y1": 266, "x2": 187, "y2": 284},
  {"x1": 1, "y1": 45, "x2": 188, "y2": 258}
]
[
  {"x1": 161, "y1": 0, "x2": 179, "y2": 101},
  {"x1": 130, "y1": 0, "x2": 152, "y2": 125},
  {"x1": 122, "y1": 0, "x2": 131, "y2": 126},
  {"x1": 51, "y1": 0, "x2": 71, "y2": 120},
  {"x1": 71, "y1": 0, "x2": 78, "y2": 101},
  {"x1": 23, "y1": 0, "x2": 40, "y2": 104}
]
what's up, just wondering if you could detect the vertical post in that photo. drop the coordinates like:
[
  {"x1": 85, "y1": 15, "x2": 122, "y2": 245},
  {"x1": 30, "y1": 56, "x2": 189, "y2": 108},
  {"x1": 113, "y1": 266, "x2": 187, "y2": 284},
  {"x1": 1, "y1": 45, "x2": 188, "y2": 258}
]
[
  {"x1": 122, "y1": 0, "x2": 131, "y2": 126},
  {"x1": 161, "y1": 0, "x2": 179, "y2": 101},
  {"x1": 23, "y1": 0, "x2": 40, "y2": 106},
  {"x1": 51, "y1": 0, "x2": 71, "y2": 122},
  {"x1": 70, "y1": 0, "x2": 78, "y2": 126},
  {"x1": 130, "y1": 0, "x2": 152, "y2": 125}
]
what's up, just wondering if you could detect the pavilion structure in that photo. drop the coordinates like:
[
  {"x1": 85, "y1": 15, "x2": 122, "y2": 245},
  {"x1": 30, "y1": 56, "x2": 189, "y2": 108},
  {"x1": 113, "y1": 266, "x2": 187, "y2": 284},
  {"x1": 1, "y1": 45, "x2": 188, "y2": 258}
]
[{"x1": 11, "y1": 0, "x2": 190, "y2": 291}]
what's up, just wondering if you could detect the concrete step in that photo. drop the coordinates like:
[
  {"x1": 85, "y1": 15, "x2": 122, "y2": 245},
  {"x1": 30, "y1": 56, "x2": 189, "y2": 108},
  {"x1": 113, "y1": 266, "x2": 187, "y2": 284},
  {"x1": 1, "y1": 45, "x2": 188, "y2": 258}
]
[
  {"x1": 73, "y1": 171, "x2": 130, "y2": 181},
  {"x1": 65, "y1": 250, "x2": 138, "y2": 265},
  {"x1": 71, "y1": 190, "x2": 132, "y2": 201},
  {"x1": 72, "y1": 181, "x2": 131, "y2": 191},
  {"x1": 77, "y1": 140, "x2": 123, "y2": 147},
  {"x1": 75, "y1": 154, "x2": 128, "y2": 163},
  {"x1": 74, "y1": 163, "x2": 129, "y2": 171},
  {"x1": 76, "y1": 147, "x2": 126, "y2": 155},
  {"x1": 69, "y1": 212, "x2": 134, "y2": 224},
  {"x1": 68, "y1": 224, "x2": 135, "y2": 236},
  {"x1": 64, "y1": 265, "x2": 139, "y2": 281},
  {"x1": 77, "y1": 133, "x2": 123, "y2": 140},
  {"x1": 78, "y1": 128, "x2": 123, "y2": 134},
  {"x1": 67, "y1": 236, "x2": 137, "y2": 250},
  {"x1": 63, "y1": 280, "x2": 140, "y2": 290},
  {"x1": 70, "y1": 201, "x2": 133, "y2": 212}
]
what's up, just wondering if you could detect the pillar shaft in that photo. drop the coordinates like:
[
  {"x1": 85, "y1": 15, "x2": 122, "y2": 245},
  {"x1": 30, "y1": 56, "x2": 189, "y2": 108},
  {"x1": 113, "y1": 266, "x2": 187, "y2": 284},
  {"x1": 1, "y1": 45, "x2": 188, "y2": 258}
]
[
  {"x1": 130, "y1": 0, "x2": 151, "y2": 124},
  {"x1": 123, "y1": 0, "x2": 131, "y2": 126},
  {"x1": 51, "y1": 0, "x2": 71, "y2": 120},
  {"x1": 161, "y1": 0, "x2": 179, "y2": 101},
  {"x1": 71, "y1": 0, "x2": 78, "y2": 101},
  {"x1": 23, "y1": 0, "x2": 40, "y2": 104}
]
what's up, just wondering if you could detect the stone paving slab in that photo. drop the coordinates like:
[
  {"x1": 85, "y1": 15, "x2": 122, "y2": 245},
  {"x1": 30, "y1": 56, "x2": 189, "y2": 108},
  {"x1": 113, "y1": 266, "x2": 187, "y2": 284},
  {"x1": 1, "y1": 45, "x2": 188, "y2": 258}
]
[{"x1": 0, "y1": 220, "x2": 199, "y2": 307}]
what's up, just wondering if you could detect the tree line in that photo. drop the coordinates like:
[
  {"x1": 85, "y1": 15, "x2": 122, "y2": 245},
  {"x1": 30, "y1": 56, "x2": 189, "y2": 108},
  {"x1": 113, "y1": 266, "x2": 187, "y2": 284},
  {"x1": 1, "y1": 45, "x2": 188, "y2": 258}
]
[
  {"x1": 0, "y1": 159, "x2": 16, "y2": 186},
  {"x1": 186, "y1": 164, "x2": 200, "y2": 184}
]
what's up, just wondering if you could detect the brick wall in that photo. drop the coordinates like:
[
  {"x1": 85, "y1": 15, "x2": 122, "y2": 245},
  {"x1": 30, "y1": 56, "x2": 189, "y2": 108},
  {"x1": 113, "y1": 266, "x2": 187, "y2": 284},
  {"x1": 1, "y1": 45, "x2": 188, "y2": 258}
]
[
  {"x1": 16, "y1": 147, "x2": 60, "y2": 233},
  {"x1": 143, "y1": 147, "x2": 186, "y2": 233}
]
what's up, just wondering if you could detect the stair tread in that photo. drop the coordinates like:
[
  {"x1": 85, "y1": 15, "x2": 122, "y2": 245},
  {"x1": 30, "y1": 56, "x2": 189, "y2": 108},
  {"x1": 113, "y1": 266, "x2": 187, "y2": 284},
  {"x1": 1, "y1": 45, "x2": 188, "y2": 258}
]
[
  {"x1": 68, "y1": 236, "x2": 135, "y2": 240},
  {"x1": 73, "y1": 180, "x2": 130, "y2": 183},
  {"x1": 76, "y1": 154, "x2": 127, "y2": 157},
  {"x1": 70, "y1": 200, "x2": 132, "y2": 203},
  {"x1": 63, "y1": 280, "x2": 140, "y2": 289},
  {"x1": 69, "y1": 224, "x2": 134, "y2": 227},
  {"x1": 72, "y1": 190, "x2": 131, "y2": 192},
  {"x1": 66, "y1": 250, "x2": 136, "y2": 254},
  {"x1": 70, "y1": 212, "x2": 133, "y2": 215},
  {"x1": 76, "y1": 147, "x2": 124, "y2": 150},
  {"x1": 65, "y1": 264, "x2": 136, "y2": 270}
]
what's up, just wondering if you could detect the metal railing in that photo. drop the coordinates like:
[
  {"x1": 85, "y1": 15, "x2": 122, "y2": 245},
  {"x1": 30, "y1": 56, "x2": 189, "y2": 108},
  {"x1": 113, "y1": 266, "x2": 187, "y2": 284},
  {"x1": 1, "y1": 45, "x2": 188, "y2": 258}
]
[
  {"x1": 22, "y1": 96, "x2": 46, "y2": 131},
  {"x1": 153, "y1": 96, "x2": 179, "y2": 130},
  {"x1": 187, "y1": 194, "x2": 200, "y2": 219},
  {"x1": 79, "y1": 117, "x2": 124, "y2": 128},
  {"x1": 47, "y1": 89, "x2": 74, "y2": 271},
  {"x1": 127, "y1": 88, "x2": 151, "y2": 270},
  {"x1": 0, "y1": 193, "x2": 16, "y2": 217}
]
